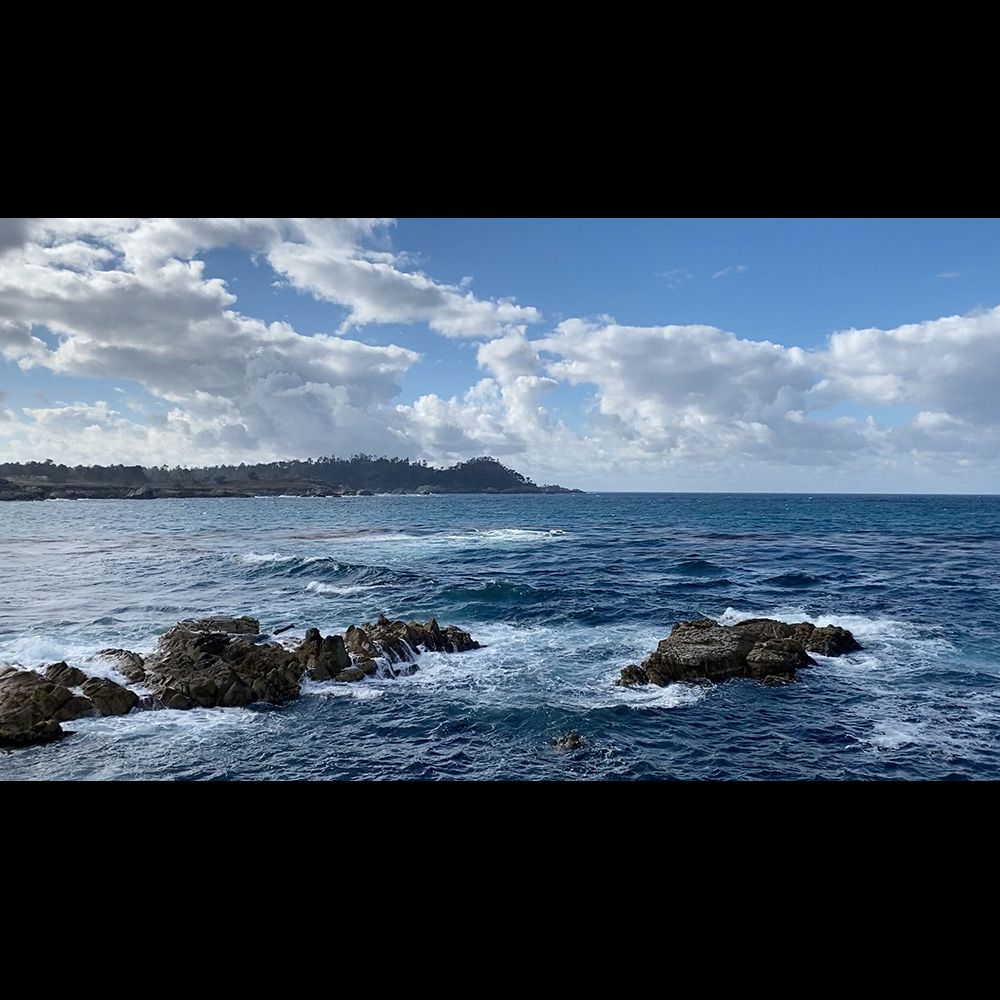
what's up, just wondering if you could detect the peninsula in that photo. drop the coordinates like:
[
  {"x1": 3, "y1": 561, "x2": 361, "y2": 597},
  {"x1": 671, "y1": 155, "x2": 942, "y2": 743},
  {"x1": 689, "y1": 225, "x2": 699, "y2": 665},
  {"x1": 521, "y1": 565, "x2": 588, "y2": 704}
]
[{"x1": 0, "y1": 455, "x2": 583, "y2": 501}]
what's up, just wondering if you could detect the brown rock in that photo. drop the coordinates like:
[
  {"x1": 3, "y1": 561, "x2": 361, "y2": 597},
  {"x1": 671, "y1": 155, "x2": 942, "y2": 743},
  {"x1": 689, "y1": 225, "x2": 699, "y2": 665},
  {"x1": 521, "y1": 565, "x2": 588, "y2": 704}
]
[
  {"x1": 617, "y1": 617, "x2": 860, "y2": 689},
  {"x1": 81, "y1": 677, "x2": 139, "y2": 716},
  {"x1": 45, "y1": 661, "x2": 88, "y2": 687},
  {"x1": 0, "y1": 670, "x2": 73, "y2": 747}
]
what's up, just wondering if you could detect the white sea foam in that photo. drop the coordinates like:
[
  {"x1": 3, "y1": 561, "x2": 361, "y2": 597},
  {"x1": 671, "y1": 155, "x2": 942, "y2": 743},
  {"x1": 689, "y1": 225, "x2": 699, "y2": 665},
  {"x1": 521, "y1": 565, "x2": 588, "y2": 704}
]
[
  {"x1": 240, "y1": 552, "x2": 299, "y2": 565},
  {"x1": 305, "y1": 581, "x2": 373, "y2": 596},
  {"x1": 599, "y1": 679, "x2": 709, "y2": 710},
  {"x1": 465, "y1": 528, "x2": 566, "y2": 543},
  {"x1": 300, "y1": 678, "x2": 386, "y2": 700},
  {"x1": 868, "y1": 720, "x2": 926, "y2": 749},
  {"x1": 67, "y1": 704, "x2": 259, "y2": 739}
]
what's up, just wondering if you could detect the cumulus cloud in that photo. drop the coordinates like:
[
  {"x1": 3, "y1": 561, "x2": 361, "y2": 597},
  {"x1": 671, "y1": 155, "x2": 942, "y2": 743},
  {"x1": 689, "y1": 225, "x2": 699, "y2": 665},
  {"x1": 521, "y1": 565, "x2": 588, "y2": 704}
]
[
  {"x1": 0, "y1": 219, "x2": 436, "y2": 464},
  {"x1": 818, "y1": 305, "x2": 1000, "y2": 421}
]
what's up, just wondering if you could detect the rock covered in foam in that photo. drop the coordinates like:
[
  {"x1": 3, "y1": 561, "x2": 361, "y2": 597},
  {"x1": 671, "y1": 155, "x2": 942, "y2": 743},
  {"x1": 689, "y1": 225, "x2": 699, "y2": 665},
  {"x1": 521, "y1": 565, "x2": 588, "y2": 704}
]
[
  {"x1": 616, "y1": 617, "x2": 861, "y2": 688},
  {"x1": 96, "y1": 648, "x2": 146, "y2": 681}
]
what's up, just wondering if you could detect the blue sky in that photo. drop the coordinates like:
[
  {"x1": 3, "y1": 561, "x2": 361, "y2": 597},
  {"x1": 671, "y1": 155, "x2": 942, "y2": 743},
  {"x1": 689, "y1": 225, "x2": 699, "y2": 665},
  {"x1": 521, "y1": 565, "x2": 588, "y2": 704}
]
[{"x1": 1, "y1": 217, "x2": 999, "y2": 491}]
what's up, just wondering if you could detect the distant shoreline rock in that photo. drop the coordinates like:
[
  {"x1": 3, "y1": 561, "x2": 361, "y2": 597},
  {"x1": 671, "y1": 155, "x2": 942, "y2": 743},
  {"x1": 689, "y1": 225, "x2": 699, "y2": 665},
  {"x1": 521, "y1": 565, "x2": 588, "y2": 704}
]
[
  {"x1": 0, "y1": 613, "x2": 483, "y2": 748},
  {"x1": 616, "y1": 617, "x2": 862, "y2": 688}
]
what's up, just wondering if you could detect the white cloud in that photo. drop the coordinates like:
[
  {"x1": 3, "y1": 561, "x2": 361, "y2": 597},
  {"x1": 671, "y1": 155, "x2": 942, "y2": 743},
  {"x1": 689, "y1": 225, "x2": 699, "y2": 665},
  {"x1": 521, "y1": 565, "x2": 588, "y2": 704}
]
[
  {"x1": 935, "y1": 271, "x2": 961, "y2": 279},
  {"x1": 711, "y1": 264, "x2": 748, "y2": 279},
  {"x1": 819, "y1": 305, "x2": 1000, "y2": 421}
]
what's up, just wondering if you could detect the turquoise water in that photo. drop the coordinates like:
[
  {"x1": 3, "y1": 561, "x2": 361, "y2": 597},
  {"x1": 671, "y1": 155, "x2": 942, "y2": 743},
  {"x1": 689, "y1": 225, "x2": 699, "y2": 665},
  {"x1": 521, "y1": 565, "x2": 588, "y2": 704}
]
[{"x1": 1, "y1": 493, "x2": 999, "y2": 779}]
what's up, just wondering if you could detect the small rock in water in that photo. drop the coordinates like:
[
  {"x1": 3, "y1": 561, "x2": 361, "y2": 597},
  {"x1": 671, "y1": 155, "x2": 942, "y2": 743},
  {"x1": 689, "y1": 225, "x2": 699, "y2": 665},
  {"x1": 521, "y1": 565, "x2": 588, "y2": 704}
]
[{"x1": 552, "y1": 731, "x2": 583, "y2": 751}]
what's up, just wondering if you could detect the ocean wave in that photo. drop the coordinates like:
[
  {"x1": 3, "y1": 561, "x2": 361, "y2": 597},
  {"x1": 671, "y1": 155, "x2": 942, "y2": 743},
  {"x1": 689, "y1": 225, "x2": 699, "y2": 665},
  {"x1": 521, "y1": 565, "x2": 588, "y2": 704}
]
[
  {"x1": 675, "y1": 558, "x2": 728, "y2": 577},
  {"x1": 442, "y1": 579, "x2": 542, "y2": 603}
]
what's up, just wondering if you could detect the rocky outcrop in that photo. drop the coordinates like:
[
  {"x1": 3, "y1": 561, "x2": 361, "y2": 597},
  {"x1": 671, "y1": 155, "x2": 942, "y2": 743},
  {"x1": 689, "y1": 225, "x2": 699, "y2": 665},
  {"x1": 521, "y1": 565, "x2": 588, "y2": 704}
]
[
  {"x1": 144, "y1": 621, "x2": 304, "y2": 709},
  {"x1": 2, "y1": 612, "x2": 482, "y2": 747},
  {"x1": 0, "y1": 669, "x2": 90, "y2": 746},
  {"x1": 616, "y1": 617, "x2": 861, "y2": 688},
  {"x1": 142, "y1": 613, "x2": 483, "y2": 706},
  {"x1": 96, "y1": 649, "x2": 146, "y2": 682}
]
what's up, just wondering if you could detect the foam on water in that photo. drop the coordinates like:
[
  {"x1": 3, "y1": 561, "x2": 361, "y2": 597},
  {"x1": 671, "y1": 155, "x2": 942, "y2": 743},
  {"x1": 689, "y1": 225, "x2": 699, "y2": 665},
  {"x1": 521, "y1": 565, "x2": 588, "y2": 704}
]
[{"x1": 305, "y1": 581, "x2": 374, "y2": 596}]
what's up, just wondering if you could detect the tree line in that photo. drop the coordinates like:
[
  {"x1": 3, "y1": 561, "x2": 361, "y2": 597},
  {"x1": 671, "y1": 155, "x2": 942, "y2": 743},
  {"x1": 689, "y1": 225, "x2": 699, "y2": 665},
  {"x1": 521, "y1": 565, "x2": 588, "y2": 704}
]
[{"x1": 0, "y1": 455, "x2": 553, "y2": 492}]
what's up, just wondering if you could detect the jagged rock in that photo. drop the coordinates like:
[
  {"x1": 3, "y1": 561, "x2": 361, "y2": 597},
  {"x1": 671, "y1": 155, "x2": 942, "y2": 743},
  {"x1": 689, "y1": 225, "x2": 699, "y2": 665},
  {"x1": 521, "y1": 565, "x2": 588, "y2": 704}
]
[
  {"x1": 338, "y1": 616, "x2": 480, "y2": 680},
  {"x1": 295, "y1": 628, "x2": 351, "y2": 681},
  {"x1": 44, "y1": 661, "x2": 87, "y2": 687},
  {"x1": 96, "y1": 648, "x2": 146, "y2": 682},
  {"x1": 0, "y1": 669, "x2": 75, "y2": 746},
  {"x1": 144, "y1": 620, "x2": 304, "y2": 708},
  {"x1": 81, "y1": 677, "x2": 138, "y2": 716},
  {"x1": 616, "y1": 617, "x2": 860, "y2": 688},
  {"x1": 552, "y1": 732, "x2": 583, "y2": 751}
]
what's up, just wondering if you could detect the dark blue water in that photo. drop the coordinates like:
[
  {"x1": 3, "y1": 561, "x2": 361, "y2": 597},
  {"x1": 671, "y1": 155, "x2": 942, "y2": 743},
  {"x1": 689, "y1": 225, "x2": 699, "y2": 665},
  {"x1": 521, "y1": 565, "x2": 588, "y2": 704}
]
[{"x1": 1, "y1": 493, "x2": 998, "y2": 780}]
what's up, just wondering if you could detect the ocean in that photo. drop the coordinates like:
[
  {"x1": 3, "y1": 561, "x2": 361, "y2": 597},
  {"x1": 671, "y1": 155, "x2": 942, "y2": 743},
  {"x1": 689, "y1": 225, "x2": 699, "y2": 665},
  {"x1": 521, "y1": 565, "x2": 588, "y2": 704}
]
[{"x1": 1, "y1": 493, "x2": 998, "y2": 780}]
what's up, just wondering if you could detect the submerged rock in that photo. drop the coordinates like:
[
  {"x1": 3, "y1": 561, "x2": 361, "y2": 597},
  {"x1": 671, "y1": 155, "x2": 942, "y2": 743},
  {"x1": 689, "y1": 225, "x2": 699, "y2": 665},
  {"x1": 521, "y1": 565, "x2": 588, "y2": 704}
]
[
  {"x1": 616, "y1": 617, "x2": 861, "y2": 688},
  {"x1": 552, "y1": 732, "x2": 583, "y2": 751}
]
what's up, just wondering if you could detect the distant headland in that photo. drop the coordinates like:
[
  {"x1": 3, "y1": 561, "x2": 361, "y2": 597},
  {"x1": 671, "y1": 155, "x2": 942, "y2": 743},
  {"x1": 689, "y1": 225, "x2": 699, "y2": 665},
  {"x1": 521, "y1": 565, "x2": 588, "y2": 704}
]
[{"x1": 0, "y1": 455, "x2": 583, "y2": 501}]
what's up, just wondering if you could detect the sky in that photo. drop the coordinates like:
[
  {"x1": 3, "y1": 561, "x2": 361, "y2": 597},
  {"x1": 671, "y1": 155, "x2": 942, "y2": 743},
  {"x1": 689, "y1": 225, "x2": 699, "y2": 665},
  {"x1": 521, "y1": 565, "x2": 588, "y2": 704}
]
[{"x1": 1, "y1": 216, "x2": 998, "y2": 492}]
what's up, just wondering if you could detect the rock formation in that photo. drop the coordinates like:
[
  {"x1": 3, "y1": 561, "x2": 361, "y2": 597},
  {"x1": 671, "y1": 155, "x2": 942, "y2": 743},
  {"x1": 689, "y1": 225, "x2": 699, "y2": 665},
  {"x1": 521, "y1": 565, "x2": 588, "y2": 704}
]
[{"x1": 616, "y1": 617, "x2": 861, "y2": 688}]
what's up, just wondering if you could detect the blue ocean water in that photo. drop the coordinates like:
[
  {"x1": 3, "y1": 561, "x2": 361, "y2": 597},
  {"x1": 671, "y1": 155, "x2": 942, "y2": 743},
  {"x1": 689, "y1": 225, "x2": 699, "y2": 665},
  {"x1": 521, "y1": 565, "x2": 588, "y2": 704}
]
[{"x1": 1, "y1": 493, "x2": 998, "y2": 780}]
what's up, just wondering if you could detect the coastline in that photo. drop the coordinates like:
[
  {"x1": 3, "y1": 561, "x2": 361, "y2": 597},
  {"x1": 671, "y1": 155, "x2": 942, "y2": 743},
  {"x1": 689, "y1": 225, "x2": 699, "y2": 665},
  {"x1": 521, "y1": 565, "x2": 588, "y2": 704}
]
[{"x1": 0, "y1": 480, "x2": 584, "y2": 501}]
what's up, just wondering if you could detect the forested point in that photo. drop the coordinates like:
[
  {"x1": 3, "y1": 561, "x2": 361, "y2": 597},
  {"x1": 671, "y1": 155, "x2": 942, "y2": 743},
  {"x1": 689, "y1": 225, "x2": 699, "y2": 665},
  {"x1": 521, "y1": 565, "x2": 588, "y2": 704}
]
[{"x1": 0, "y1": 455, "x2": 582, "y2": 497}]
